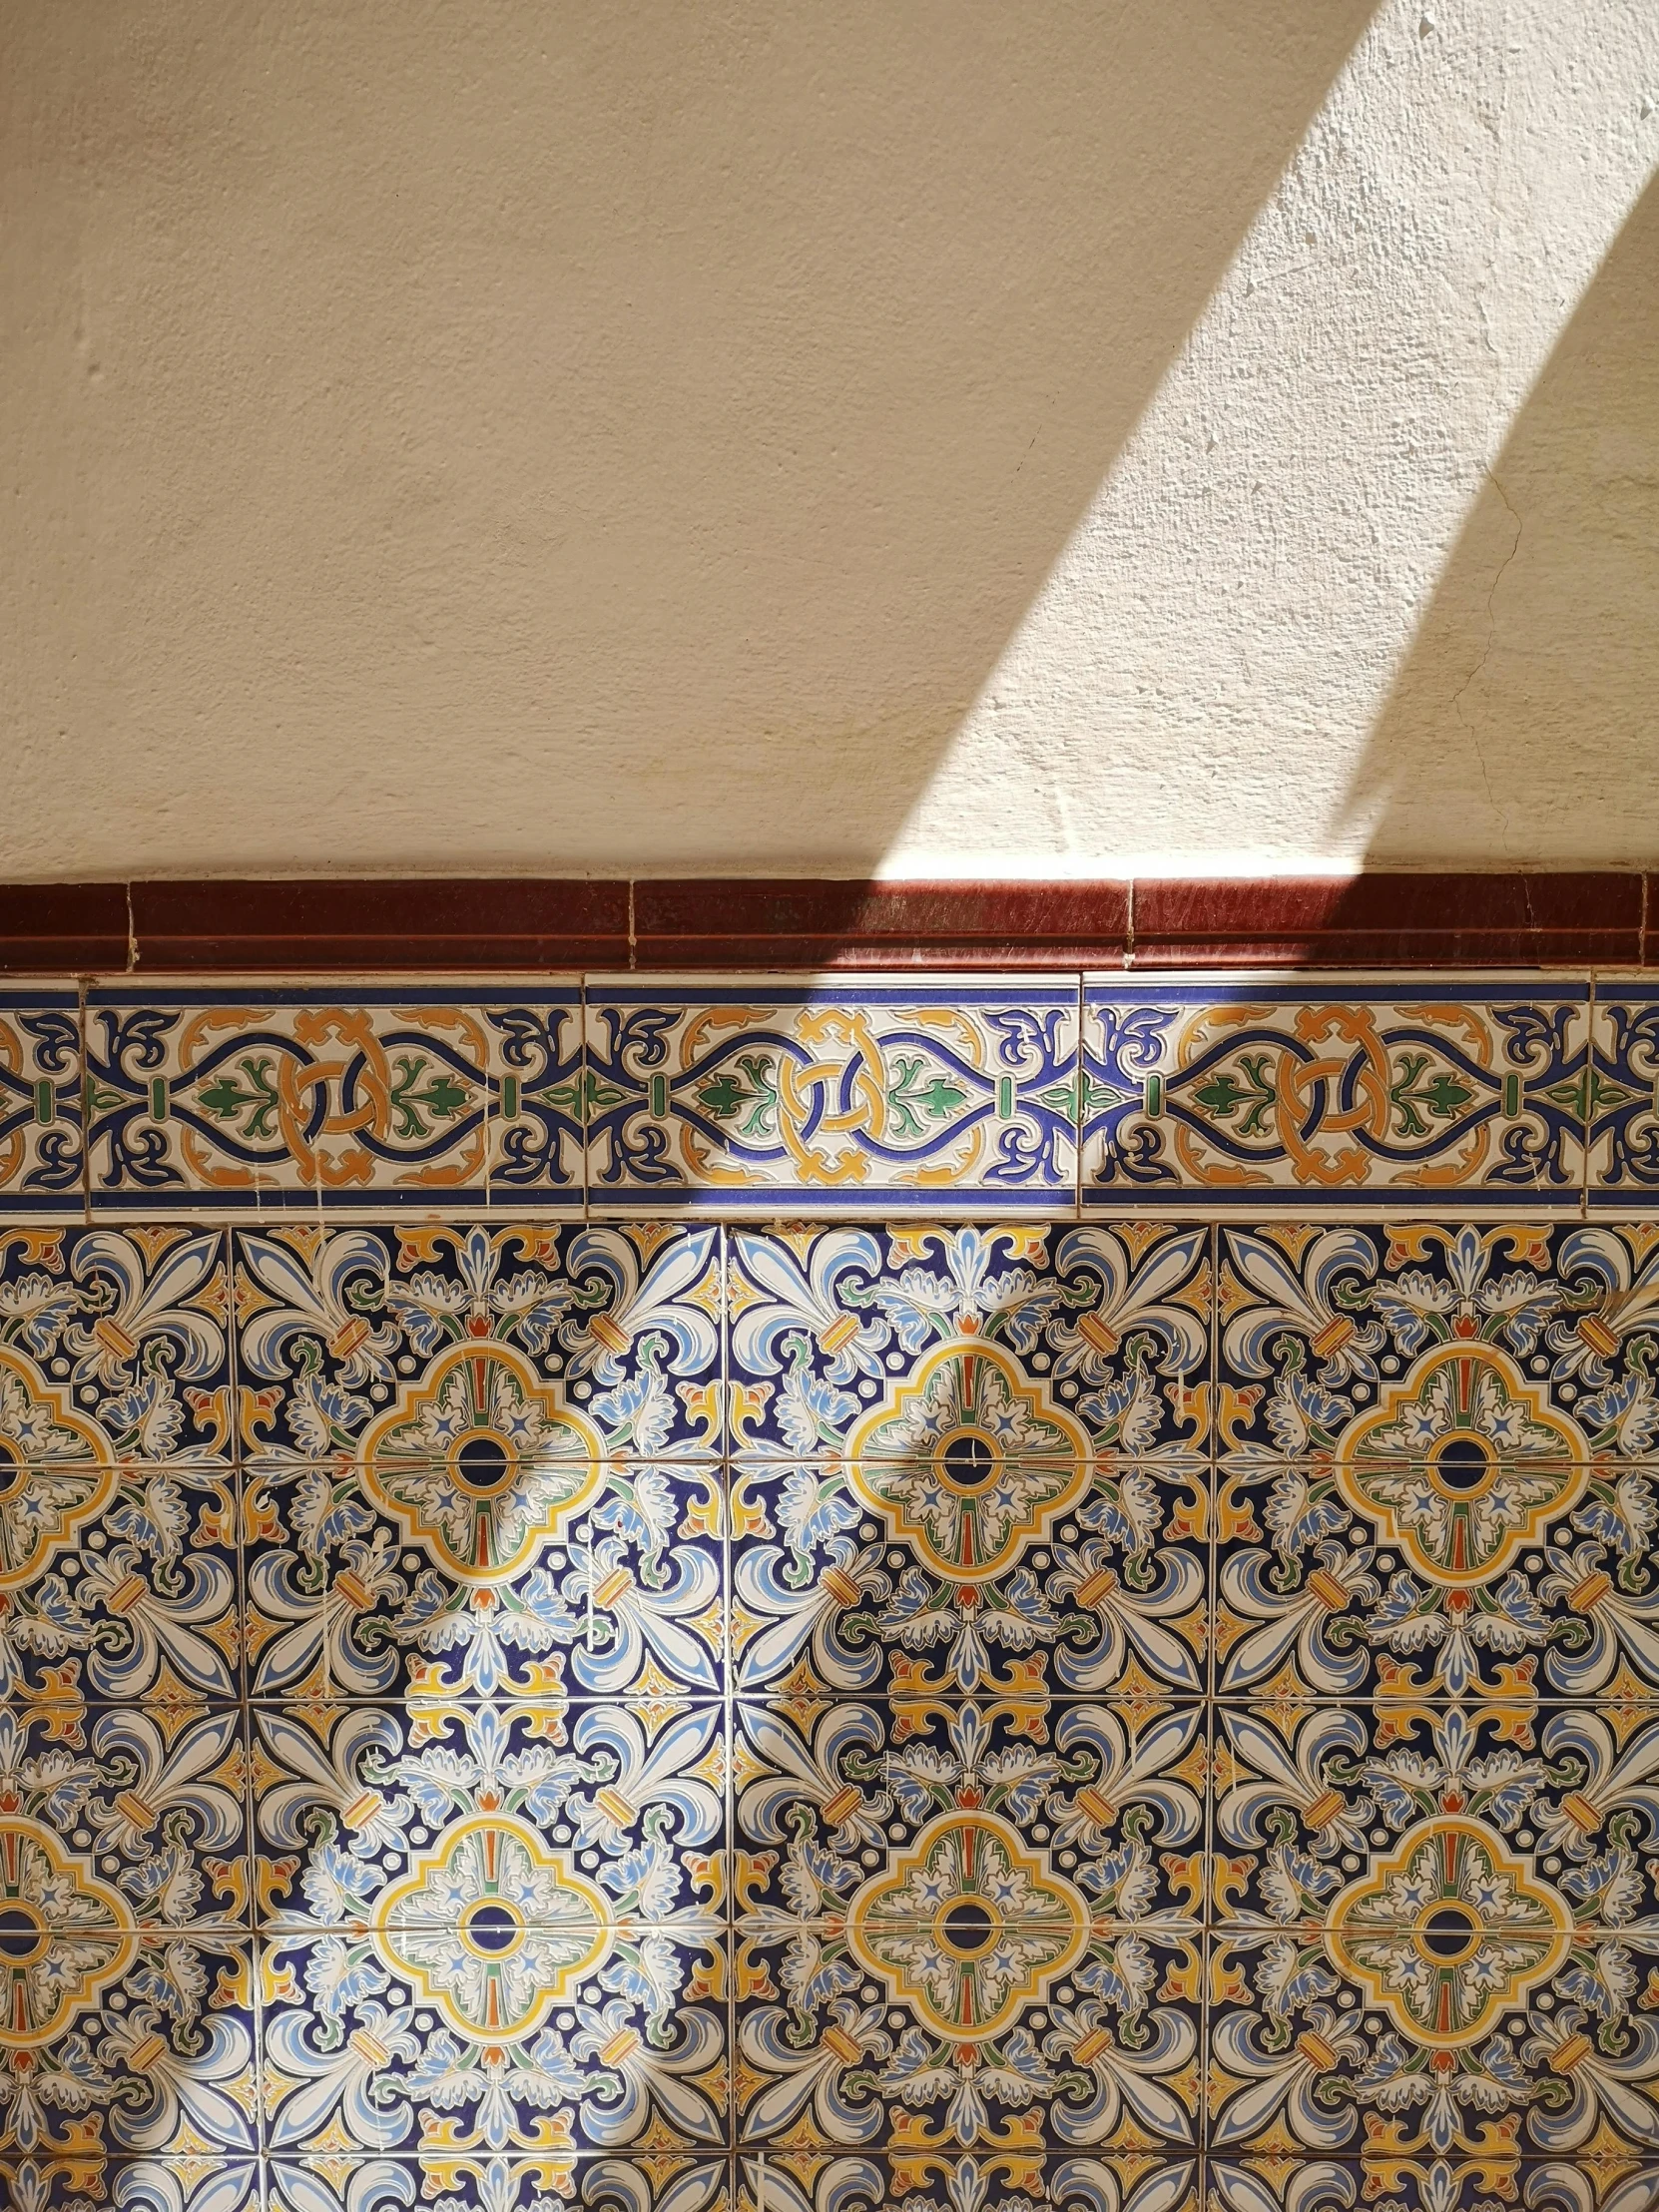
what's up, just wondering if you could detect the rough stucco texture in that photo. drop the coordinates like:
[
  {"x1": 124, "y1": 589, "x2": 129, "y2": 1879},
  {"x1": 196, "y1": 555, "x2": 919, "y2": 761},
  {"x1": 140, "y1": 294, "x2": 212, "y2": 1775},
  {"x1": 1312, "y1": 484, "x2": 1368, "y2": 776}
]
[{"x1": 2, "y1": 0, "x2": 1657, "y2": 882}]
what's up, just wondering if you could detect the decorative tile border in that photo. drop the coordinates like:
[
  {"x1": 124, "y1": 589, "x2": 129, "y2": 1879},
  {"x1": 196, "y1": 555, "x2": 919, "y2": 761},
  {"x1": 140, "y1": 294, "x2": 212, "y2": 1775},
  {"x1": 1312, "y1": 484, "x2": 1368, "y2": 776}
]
[
  {"x1": 0, "y1": 989, "x2": 82, "y2": 1212},
  {"x1": 83, "y1": 984, "x2": 583, "y2": 1213},
  {"x1": 0, "y1": 971, "x2": 1647, "y2": 1214},
  {"x1": 585, "y1": 976, "x2": 1079, "y2": 1210},
  {"x1": 1083, "y1": 975, "x2": 1591, "y2": 1210},
  {"x1": 1589, "y1": 979, "x2": 1659, "y2": 1207}
]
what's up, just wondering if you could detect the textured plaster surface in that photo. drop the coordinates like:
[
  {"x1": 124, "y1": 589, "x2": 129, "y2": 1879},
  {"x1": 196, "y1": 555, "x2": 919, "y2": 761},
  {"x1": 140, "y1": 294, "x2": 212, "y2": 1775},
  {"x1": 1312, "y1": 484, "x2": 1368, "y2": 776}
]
[{"x1": 2, "y1": 0, "x2": 1657, "y2": 881}]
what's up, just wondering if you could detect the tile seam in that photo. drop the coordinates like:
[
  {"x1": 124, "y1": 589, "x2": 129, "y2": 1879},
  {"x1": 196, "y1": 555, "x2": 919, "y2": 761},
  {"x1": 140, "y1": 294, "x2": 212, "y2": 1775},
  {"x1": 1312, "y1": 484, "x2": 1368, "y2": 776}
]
[{"x1": 1585, "y1": 964, "x2": 1596, "y2": 1223}]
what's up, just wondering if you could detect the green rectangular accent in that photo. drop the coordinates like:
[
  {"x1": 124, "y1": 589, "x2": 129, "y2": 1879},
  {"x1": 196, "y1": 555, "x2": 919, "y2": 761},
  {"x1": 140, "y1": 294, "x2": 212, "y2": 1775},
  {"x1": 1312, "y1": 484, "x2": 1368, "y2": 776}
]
[
  {"x1": 499, "y1": 1075, "x2": 519, "y2": 1121},
  {"x1": 997, "y1": 1075, "x2": 1015, "y2": 1120},
  {"x1": 1503, "y1": 1072, "x2": 1520, "y2": 1118},
  {"x1": 1144, "y1": 1074, "x2": 1163, "y2": 1119},
  {"x1": 649, "y1": 1074, "x2": 669, "y2": 1119},
  {"x1": 150, "y1": 1077, "x2": 169, "y2": 1123},
  {"x1": 33, "y1": 1079, "x2": 52, "y2": 1126}
]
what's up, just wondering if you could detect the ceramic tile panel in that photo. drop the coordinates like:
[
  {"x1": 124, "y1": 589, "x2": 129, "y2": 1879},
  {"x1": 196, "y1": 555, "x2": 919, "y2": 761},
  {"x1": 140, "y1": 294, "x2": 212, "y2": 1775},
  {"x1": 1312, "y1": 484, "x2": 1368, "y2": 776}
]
[
  {"x1": 1082, "y1": 976, "x2": 1592, "y2": 1210},
  {"x1": 1208, "y1": 2173, "x2": 1659, "y2": 2212},
  {"x1": 3, "y1": 2164, "x2": 265, "y2": 2212},
  {"x1": 84, "y1": 983, "x2": 584, "y2": 1213},
  {"x1": 1206, "y1": 1928, "x2": 1659, "y2": 2166},
  {"x1": 265, "y1": 2162, "x2": 733, "y2": 2212},
  {"x1": 583, "y1": 976, "x2": 1080, "y2": 1211},
  {"x1": 0, "y1": 1698, "x2": 252, "y2": 1934},
  {"x1": 260, "y1": 2162, "x2": 1201, "y2": 2212},
  {"x1": 0, "y1": 1227, "x2": 239, "y2": 1703},
  {"x1": 0, "y1": 1933, "x2": 259, "y2": 2158},
  {"x1": 234, "y1": 1221, "x2": 727, "y2": 1703},
  {"x1": 723, "y1": 1220, "x2": 1211, "y2": 1700},
  {"x1": 1590, "y1": 980, "x2": 1659, "y2": 1209},
  {"x1": 7, "y1": 1004, "x2": 1659, "y2": 2209},
  {"x1": 0, "y1": 989, "x2": 82, "y2": 1215},
  {"x1": 259, "y1": 1914, "x2": 732, "y2": 2152},
  {"x1": 1211, "y1": 1220, "x2": 1659, "y2": 1701},
  {"x1": 734, "y1": 2163, "x2": 1205, "y2": 2212},
  {"x1": 731, "y1": 1699, "x2": 1208, "y2": 2158},
  {"x1": 235, "y1": 2160, "x2": 1649, "y2": 2212}
]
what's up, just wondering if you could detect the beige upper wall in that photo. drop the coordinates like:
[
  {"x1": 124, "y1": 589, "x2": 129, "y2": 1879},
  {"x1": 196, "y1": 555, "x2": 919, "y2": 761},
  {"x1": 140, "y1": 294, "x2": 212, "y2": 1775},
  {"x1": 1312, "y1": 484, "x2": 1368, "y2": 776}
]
[{"x1": 3, "y1": 0, "x2": 1656, "y2": 882}]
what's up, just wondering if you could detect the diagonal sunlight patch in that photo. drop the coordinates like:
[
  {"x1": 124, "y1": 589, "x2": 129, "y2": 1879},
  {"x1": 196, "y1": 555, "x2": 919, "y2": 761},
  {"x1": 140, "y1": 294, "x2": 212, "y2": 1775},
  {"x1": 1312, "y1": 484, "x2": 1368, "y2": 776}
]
[{"x1": 880, "y1": 0, "x2": 1659, "y2": 881}]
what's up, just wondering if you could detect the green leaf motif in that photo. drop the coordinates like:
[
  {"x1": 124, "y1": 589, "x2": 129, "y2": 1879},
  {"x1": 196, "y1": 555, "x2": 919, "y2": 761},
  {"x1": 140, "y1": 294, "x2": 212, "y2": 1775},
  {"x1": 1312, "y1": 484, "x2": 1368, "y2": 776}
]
[
  {"x1": 1192, "y1": 1053, "x2": 1276, "y2": 1137},
  {"x1": 389, "y1": 1055, "x2": 472, "y2": 1139},
  {"x1": 1388, "y1": 1051, "x2": 1476, "y2": 1139},
  {"x1": 196, "y1": 1055, "x2": 281, "y2": 1140},
  {"x1": 1038, "y1": 1073, "x2": 1123, "y2": 1126},
  {"x1": 1544, "y1": 1067, "x2": 1634, "y2": 1122},
  {"x1": 886, "y1": 1054, "x2": 968, "y2": 1139},
  {"x1": 697, "y1": 1074, "x2": 748, "y2": 1119},
  {"x1": 695, "y1": 1054, "x2": 779, "y2": 1139}
]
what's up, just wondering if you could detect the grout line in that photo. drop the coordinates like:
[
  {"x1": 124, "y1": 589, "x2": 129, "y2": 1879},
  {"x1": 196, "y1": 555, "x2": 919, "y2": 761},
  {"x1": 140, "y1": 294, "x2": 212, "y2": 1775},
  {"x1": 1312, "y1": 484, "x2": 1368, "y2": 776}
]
[
  {"x1": 627, "y1": 877, "x2": 637, "y2": 973},
  {"x1": 1125, "y1": 874, "x2": 1136, "y2": 968},
  {"x1": 580, "y1": 972, "x2": 591, "y2": 1224},
  {"x1": 1584, "y1": 966, "x2": 1596, "y2": 1223},
  {"x1": 719, "y1": 1221, "x2": 737, "y2": 2158},
  {"x1": 76, "y1": 974, "x2": 91, "y2": 1227},
  {"x1": 1073, "y1": 967, "x2": 1084, "y2": 1221},
  {"x1": 125, "y1": 880, "x2": 138, "y2": 972}
]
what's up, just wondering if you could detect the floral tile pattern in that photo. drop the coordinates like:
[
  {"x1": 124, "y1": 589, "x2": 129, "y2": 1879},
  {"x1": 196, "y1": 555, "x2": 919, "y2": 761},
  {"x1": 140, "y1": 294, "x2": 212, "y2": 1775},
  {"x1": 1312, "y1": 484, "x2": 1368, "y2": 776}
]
[
  {"x1": 0, "y1": 1227, "x2": 238, "y2": 1702},
  {"x1": 1083, "y1": 978, "x2": 1591, "y2": 1211},
  {"x1": 1591, "y1": 983, "x2": 1659, "y2": 1207},
  {"x1": 2, "y1": 1209, "x2": 1659, "y2": 2210},
  {"x1": 723, "y1": 1221, "x2": 1211, "y2": 1705},
  {"x1": 0, "y1": 992, "x2": 82, "y2": 1215},
  {"x1": 84, "y1": 986, "x2": 584, "y2": 1213},
  {"x1": 584, "y1": 979, "x2": 1080, "y2": 1210},
  {"x1": 1212, "y1": 1221, "x2": 1659, "y2": 1698},
  {"x1": 234, "y1": 1223, "x2": 727, "y2": 1705}
]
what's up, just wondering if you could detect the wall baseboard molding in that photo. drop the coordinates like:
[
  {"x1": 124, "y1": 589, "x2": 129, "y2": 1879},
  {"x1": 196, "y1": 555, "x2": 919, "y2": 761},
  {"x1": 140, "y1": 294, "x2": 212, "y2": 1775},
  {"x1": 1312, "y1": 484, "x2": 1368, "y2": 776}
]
[{"x1": 0, "y1": 871, "x2": 1646, "y2": 972}]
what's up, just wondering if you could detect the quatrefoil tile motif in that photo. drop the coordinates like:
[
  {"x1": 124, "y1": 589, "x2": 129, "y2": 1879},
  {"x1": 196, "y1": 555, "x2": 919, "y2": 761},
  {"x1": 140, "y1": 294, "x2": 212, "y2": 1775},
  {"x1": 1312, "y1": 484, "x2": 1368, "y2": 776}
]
[{"x1": 0, "y1": 1209, "x2": 1648, "y2": 2212}]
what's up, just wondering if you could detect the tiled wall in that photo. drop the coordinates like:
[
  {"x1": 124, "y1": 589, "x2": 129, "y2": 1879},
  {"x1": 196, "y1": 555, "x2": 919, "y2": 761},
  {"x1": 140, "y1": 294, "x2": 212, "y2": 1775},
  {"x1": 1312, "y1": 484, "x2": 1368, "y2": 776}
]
[
  {"x1": 4, "y1": 970, "x2": 1658, "y2": 1215},
  {"x1": 5, "y1": 974, "x2": 1659, "y2": 2212}
]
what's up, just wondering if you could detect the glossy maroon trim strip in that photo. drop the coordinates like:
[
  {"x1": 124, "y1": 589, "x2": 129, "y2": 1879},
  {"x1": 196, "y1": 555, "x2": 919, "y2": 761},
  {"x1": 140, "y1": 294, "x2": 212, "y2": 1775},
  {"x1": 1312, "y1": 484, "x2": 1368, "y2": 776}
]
[
  {"x1": 634, "y1": 878, "x2": 1132, "y2": 970},
  {"x1": 1130, "y1": 871, "x2": 1643, "y2": 968},
  {"x1": 0, "y1": 873, "x2": 1643, "y2": 972},
  {"x1": 130, "y1": 879, "x2": 632, "y2": 973},
  {"x1": 0, "y1": 884, "x2": 131, "y2": 972}
]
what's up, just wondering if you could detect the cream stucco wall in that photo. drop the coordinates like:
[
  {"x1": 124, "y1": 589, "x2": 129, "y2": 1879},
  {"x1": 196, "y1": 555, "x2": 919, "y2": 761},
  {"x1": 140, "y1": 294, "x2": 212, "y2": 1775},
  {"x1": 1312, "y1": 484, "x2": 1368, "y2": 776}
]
[{"x1": 4, "y1": 0, "x2": 1657, "y2": 881}]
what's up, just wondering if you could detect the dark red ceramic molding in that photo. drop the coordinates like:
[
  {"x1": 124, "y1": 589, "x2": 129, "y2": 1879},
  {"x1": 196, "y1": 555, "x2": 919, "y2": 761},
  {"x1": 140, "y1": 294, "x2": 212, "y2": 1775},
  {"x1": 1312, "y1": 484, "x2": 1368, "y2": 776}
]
[{"x1": 0, "y1": 872, "x2": 1644, "y2": 972}]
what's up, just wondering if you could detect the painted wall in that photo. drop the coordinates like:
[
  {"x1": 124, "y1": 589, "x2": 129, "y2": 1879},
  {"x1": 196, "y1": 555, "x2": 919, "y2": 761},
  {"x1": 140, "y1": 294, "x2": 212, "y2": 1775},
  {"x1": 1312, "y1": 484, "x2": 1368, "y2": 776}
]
[{"x1": 4, "y1": 0, "x2": 1657, "y2": 882}]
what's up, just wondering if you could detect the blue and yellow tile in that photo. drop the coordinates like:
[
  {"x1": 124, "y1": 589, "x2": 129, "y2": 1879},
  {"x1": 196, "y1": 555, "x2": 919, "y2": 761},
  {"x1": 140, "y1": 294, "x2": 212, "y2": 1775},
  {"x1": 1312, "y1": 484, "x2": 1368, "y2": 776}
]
[
  {"x1": 0, "y1": 992, "x2": 83, "y2": 1217},
  {"x1": 260, "y1": 1915, "x2": 732, "y2": 2155},
  {"x1": 1083, "y1": 979, "x2": 1591, "y2": 1211},
  {"x1": 584, "y1": 979, "x2": 1080, "y2": 1212},
  {"x1": 84, "y1": 986, "x2": 583, "y2": 1214},
  {"x1": 0, "y1": 1172, "x2": 1652, "y2": 2196}
]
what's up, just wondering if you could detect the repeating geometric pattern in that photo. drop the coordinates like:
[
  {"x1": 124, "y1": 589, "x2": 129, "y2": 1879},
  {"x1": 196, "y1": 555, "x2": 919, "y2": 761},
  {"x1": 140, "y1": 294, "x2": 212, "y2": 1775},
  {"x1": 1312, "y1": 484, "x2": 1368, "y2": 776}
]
[
  {"x1": 0, "y1": 972, "x2": 1618, "y2": 1214},
  {"x1": 1082, "y1": 978, "x2": 1592, "y2": 1209},
  {"x1": 584, "y1": 979, "x2": 1081, "y2": 1210},
  {"x1": 0, "y1": 1214, "x2": 1658, "y2": 2212},
  {"x1": 84, "y1": 986, "x2": 584, "y2": 1212}
]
